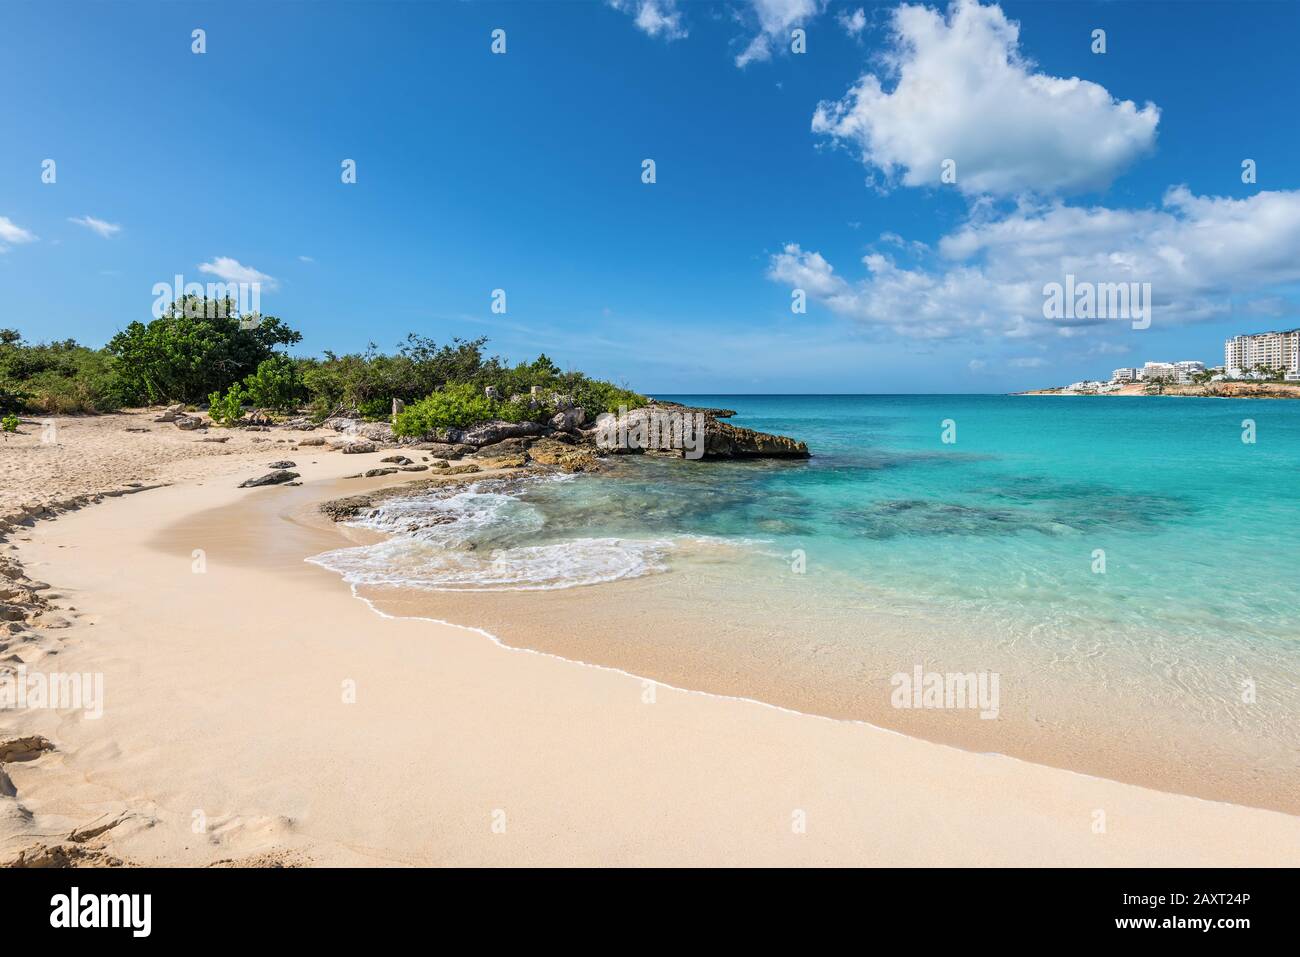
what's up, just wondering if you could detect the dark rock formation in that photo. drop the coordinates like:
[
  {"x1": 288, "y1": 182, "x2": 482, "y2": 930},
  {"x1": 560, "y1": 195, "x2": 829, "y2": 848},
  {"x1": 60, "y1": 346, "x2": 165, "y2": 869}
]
[
  {"x1": 703, "y1": 420, "x2": 809, "y2": 458},
  {"x1": 594, "y1": 408, "x2": 808, "y2": 460},
  {"x1": 412, "y1": 441, "x2": 476, "y2": 457},
  {"x1": 457, "y1": 420, "x2": 545, "y2": 447},
  {"x1": 472, "y1": 437, "x2": 535, "y2": 458},
  {"x1": 238, "y1": 470, "x2": 300, "y2": 488}
]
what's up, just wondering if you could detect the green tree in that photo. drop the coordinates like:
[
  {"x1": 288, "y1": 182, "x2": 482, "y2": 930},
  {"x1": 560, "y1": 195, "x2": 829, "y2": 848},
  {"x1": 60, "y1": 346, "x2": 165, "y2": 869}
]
[{"x1": 106, "y1": 296, "x2": 300, "y2": 404}]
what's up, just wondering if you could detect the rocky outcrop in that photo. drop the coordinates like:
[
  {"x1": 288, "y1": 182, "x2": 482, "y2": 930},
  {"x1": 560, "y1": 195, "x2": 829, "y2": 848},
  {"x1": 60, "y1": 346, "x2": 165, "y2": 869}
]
[
  {"x1": 338, "y1": 441, "x2": 377, "y2": 454},
  {"x1": 527, "y1": 438, "x2": 600, "y2": 473},
  {"x1": 238, "y1": 470, "x2": 300, "y2": 488},
  {"x1": 474, "y1": 453, "x2": 528, "y2": 470},
  {"x1": 464, "y1": 435, "x2": 599, "y2": 473},
  {"x1": 550, "y1": 408, "x2": 585, "y2": 431},
  {"x1": 267, "y1": 461, "x2": 296, "y2": 469},
  {"x1": 457, "y1": 420, "x2": 545, "y2": 447},
  {"x1": 594, "y1": 408, "x2": 808, "y2": 460},
  {"x1": 322, "y1": 417, "x2": 400, "y2": 445},
  {"x1": 413, "y1": 441, "x2": 475, "y2": 458},
  {"x1": 703, "y1": 420, "x2": 809, "y2": 458},
  {"x1": 175, "y1": 415, "x2": 204, "y2": 431},
  {"x1": 650, "y1": 399, "x2": 737, "y2": 419},
  {"x1": 472, "y1": 437, "x2": 535, "y2": 458}
]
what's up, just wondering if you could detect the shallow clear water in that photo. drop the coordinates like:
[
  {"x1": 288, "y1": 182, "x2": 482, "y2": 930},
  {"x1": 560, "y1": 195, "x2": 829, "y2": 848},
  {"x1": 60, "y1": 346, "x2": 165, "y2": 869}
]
[{"x1": 311, "y1": 395, "x2": 1300, "y2": 810}]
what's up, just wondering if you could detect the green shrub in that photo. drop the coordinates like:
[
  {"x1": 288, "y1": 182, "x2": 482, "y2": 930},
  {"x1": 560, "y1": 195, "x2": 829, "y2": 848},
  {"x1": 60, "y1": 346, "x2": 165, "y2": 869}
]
[
  {"x1": 1, "y1": 414, "x2": 18, "y2": 433},
  {"x1": 242, "y1": 354, "x2": 305, "y2": 412},
  {"x1": 496, "y1": 397, "x2": 543, "y2": 423},
  {"x1": 393, "y1": 383, "x2": 499, "y2": 436},
  {"x1": 570, "y1": 379, "x2": 646, "y2": 414},
  {"x1": 301, "y1": 336, "x2": 493, "y2": 421},
  {"x1": 0, "y1": 384, "x2": 31, "y2": 414},
  {"x1": 0, "y1": 330, "x2": 123, "y2": 413},
  {"x1": 207, "y1": 385, "x2": 246, "y2": 425}
]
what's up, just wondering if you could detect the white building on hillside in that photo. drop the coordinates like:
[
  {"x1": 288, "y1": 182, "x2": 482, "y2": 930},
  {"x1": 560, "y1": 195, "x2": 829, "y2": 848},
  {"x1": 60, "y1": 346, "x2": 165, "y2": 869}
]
[
  {"x1": 1111, "y1": 367, "x2": 1140, "y2": 382},
  {"x1": 1173, "y1": 360, "x2": 1206, "y2": 384},
  {"x1": 1141, "y1": 362, "x2": 1176, "y2": 382},
  {"x1": 1225, "y1": 329, "x2": 1300, "y2": 376}
]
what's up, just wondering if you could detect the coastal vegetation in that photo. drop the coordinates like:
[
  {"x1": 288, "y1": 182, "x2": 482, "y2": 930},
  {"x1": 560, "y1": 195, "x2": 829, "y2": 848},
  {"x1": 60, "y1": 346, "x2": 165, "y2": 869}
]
[{"x1": 1, "y1": 297, "x2": 645, "y2": 425}]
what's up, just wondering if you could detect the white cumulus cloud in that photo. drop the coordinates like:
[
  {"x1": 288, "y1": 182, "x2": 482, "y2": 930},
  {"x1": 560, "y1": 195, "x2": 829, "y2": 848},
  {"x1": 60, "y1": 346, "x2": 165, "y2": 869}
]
[
  {"x1": 768, "y1": 188, "x2": 1300, "y2": 340},
  {"x1": 811, "y1": 0, "x2": 1159, "y2": 196},
  {"x1": 198, "y1": 256, "x2": 278, "y2": 290}
]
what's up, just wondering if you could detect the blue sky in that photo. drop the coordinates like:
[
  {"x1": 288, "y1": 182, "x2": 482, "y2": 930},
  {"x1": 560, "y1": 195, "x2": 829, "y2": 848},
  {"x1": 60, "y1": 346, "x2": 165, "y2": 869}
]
[{"x1": 3, "y1": 0, "x2": 1299, "y2": 393}]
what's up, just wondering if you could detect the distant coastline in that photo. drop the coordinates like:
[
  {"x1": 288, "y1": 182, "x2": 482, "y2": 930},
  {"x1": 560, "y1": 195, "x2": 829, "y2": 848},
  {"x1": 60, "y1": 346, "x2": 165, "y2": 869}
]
[{"x1": 1016, "y1": 381, "x2": 1300, "y2": 399}]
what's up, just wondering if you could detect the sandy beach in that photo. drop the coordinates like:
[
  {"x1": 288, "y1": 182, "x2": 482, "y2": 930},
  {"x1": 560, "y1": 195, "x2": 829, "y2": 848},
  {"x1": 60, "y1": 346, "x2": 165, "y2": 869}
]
[{"x1": 0, "y1": 410, "x2": 1295, "y2": 866}]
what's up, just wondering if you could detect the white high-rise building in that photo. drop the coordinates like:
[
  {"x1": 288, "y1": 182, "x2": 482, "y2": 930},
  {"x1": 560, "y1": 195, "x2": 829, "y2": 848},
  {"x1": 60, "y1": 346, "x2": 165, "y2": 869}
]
[
  {"x1": 1173, "y1": 360, "x2": 1206, "y2": 384},
  {"x1": 1141, "y1": 362, "x2": 1176, "y2": 382},
  {"x1": 1111, "y1": 367, "x2": 1140, "y2": 382},
  {"x1": 1224, "y1": 330, "x2": 1300, "y2": 375}
]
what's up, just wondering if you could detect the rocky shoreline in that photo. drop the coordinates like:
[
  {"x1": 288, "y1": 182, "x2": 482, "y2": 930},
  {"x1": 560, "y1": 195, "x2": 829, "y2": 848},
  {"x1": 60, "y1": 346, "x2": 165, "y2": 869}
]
[
  {"x1": 309, "y1": 400, "x2": 809, "y2": 461},
  {"x1": 138, "y1": 396, "x2": 812, "y2": 495}
]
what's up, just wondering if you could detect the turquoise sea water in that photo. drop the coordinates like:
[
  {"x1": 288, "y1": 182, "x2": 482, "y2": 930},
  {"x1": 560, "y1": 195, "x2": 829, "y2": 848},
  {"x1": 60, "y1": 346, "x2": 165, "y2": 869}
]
[
  {"x1": 653, "y1": 394, "x2": 1300, "y2": 645},
  {"x1": 313, "y1": 395, "x2": 1300, "y2": 808}
]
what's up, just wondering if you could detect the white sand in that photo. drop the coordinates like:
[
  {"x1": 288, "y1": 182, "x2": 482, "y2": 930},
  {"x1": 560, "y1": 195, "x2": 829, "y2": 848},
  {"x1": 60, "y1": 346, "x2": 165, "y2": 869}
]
[{"x1": 2, "y1": 413, "x2": 1298, "y2": 866}]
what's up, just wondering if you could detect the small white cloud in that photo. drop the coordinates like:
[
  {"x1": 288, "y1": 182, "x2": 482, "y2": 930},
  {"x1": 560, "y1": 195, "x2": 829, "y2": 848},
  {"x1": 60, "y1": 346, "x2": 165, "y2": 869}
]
[
  {"x1": 298, "y1": 255, "x2": 315, "y2": 263},
  {"x1": 608, "y1": 0, "x2": 688, "y2": 41},
  {"x1": 837, "y1": 7, "x2": 867, "y2": 36},
  {"x1": 68, "y1": 215, "x2": 122, "y2": 238},
  {"x1": 0, "y1": 216, "x2": 37, "y2": 249},
  {"x1": 812, "y1": 0, "x2": 1159, "y2": 196},
  {"x1": 1008, "y1": 357, "x2": 1048, "y2": 368},
  {"x1": 736, "y1": 0, "x2": 818, "y2": 67},
  {"x1": 198, "y1": 256, "x2": 278, "y2": 290}
]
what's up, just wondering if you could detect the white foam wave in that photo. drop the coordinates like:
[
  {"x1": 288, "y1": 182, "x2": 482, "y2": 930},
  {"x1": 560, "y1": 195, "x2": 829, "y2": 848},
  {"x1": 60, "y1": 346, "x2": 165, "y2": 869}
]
[{"x1": 308, "y1": 479, "x2": 674, "y2": 591}]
